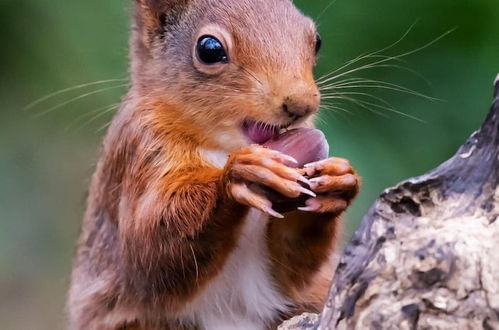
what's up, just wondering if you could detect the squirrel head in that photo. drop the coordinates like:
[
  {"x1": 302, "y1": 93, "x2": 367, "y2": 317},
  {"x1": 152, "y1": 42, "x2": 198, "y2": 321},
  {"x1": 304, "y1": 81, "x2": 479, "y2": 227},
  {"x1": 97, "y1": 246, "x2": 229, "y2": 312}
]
[{"x1": 132, "y1": 0, "x2": 321, "y2": 150}]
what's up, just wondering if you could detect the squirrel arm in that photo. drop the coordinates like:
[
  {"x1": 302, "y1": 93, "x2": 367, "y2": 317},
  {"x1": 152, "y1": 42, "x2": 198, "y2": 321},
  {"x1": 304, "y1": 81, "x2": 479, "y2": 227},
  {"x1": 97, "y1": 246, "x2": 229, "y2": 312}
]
[
  {"x1": 117, "y1": 157, "x2": 248, "y2": 304},
  {"x1": 267, "y1": 157, "x2": 359, "y2": 310},
  {"x1": 267, "y1": 211, "x2": 340, "y2": 309}
]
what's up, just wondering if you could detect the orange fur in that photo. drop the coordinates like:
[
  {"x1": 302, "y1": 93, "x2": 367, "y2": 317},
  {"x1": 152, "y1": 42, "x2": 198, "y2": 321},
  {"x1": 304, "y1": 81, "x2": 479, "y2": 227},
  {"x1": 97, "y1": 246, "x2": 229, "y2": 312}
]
[{"x1": 68, "y1": 0, "x2": 359, "y2": 329}]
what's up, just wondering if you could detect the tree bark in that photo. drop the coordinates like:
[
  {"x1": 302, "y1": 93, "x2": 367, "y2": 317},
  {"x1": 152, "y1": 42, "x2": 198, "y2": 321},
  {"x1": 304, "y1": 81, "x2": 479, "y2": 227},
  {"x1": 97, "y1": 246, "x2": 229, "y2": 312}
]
[{"x1": 280, "y1": 74, "x2": 499, "y2": 330}]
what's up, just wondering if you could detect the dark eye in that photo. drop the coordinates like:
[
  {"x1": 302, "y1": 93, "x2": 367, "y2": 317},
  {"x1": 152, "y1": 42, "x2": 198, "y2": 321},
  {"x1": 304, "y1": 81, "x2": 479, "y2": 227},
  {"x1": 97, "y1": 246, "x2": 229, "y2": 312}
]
[
  {"x1": 196, "y1": 35, "x2": 228, "y2": 65},
  {"x1": 315, "y1": 33, "x2": 322, "y2": 54}
]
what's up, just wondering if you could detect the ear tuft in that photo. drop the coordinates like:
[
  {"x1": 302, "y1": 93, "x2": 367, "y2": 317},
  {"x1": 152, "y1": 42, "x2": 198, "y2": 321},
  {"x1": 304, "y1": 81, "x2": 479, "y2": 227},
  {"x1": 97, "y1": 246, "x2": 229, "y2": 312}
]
[
  {"x1": 134, "y1": 0, "x2": 191, "y2": 44},
  {"x1": 136, "y1": 0, "x2": 191, "y2": 17}
]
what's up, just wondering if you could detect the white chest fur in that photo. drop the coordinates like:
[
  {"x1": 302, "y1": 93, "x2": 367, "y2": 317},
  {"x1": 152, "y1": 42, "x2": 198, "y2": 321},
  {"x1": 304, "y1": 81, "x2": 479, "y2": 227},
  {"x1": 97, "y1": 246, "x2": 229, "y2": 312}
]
[
  {"x1": 197, "y1": 148, "x2": 230, "y2": 169},
  {"x1": 182, "y1": 209, "x2": 290, "y2": 330}
]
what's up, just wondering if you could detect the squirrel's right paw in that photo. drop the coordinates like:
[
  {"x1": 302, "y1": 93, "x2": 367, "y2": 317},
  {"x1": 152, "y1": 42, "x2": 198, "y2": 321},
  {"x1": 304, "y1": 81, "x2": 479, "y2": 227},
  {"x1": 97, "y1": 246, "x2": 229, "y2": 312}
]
[{"x1": 221, "y1": 145, "x2": 315, "y2": 218}]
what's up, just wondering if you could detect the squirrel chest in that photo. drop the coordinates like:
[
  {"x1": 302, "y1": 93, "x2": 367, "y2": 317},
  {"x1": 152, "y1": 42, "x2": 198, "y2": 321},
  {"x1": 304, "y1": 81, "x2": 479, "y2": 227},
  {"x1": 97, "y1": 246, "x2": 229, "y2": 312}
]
[{"x1": 182, "y1": 208, "x2": 290, "y2": 329}]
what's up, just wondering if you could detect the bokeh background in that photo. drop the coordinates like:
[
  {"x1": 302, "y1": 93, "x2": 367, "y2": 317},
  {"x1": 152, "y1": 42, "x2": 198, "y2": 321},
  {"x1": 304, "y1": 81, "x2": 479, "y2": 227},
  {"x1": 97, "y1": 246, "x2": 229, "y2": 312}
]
[{"x1": 0, "y1": 0, "x2": 498, "y2": 328}]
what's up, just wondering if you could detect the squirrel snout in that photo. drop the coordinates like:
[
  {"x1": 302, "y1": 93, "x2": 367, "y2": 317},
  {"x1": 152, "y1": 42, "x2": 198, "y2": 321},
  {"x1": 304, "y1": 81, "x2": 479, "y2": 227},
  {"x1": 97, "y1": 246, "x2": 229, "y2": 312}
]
[{"x1": 282, "y1": 94, "x2": 320, "y2": 120}]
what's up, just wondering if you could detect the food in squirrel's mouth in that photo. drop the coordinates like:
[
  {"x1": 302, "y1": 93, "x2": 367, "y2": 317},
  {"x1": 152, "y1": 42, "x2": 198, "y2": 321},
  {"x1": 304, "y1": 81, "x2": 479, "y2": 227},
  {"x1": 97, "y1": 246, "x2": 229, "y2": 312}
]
[
  {"x1": 242, "y1": 120, "x2": 282, "y2": 144},
  {"x1": 256, "y1": 128, "x2": 330, "y2": 213},
  {"x1": 264, "y1": 128, "x2": 329, "y2": 168}
]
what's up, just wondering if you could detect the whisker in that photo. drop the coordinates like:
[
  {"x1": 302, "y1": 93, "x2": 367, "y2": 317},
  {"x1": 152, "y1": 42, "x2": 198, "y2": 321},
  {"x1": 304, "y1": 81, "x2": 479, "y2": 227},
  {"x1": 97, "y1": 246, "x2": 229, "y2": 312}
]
[
  {"x1": 81, "y1": 105, "x2": 119, "y2": 130},
  {"x1": 316, "y1": 22, "x2": 418, "y2": 83},
  {"x1": 318, "y1": 63, "x2": 429, "y2": 89},
  {"x1": 318, "y1": 63, "x2": 414, "y2": 86},
  {"x1": 355, "y1": 98, "x2": 424, "y2": 122},
  {"x1": 66, "y1": 103, "x2": 121, "y2": 131},
  {"x1": 318, "y1": 63, "x2": 432, "y2": 88},
  {"x1": 328, "y1": 96, "x2": 390, "y2": 118},
  {"x1": 32, "y1": 83, "x2": 130, "y2": 118},
  {"x1": 317, "y1": 55, "x2": 406, "y2": 84},
  {"x1": 24, "y1": 78, "x2": 128, "y2": 111},
  {"x1": 320, "y1": 80, "x2": 440, "y2": 102},
  {"x1": 314, "y1": 113, "x2": 329, "y2": 127},
  {"x1": 97, "y1": 121, "x2": 113, "y2": 133},
  {"x1": 322, "y1": 91, "x2": 413, "y2": 121},
  {"x1": 320, "y1": 103, "x2": 352, "y2": 114},
  {"x1": 322, "y1": 91, "x2": 395, "y2": 107},
  {"x1": 189, "y1": 245, "x2": 199, "y2": 284},
  {"x1": 238, "y1": 65, "x2": 264, "y2": 88},
  {"x1": 319, "y1": 63, "x2": 434, "y2": 90},
  {"x1": 319, "y1": 77, "x2": 372, "y2": 89},
  {"x1": 316, "y1": 0, "x2": 338, "y2": 23},
  {"x1": 328, "y1": 95, "x2": 424, "y2": 122},
  {"x1": 317, "y1": 28, "x2": 456, "y2": 86}
]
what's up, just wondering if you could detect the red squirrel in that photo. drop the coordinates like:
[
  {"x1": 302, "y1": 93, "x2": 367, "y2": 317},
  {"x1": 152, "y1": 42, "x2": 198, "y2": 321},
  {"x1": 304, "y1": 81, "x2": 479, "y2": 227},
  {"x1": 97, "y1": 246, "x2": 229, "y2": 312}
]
[{"x1": 68, "y1": 0, "x2": 360, "y2": 329}]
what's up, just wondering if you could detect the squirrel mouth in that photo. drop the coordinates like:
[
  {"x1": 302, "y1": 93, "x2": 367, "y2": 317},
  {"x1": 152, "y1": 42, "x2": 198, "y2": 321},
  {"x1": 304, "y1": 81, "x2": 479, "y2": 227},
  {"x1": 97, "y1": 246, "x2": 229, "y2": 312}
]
[{"x1": 243, "y1": 120, "x2": 287, "y2": 144}]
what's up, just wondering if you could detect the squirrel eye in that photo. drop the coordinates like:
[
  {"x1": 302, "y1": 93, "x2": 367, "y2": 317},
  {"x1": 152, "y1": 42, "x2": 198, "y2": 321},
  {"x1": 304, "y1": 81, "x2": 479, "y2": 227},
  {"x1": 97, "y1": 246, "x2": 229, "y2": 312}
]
[
  {"x1": 315, "y1": 33, "x2": 322, "y2": 54},
  {"x1": 196, "y1": 35, "x2": 228, "y2": 65}
]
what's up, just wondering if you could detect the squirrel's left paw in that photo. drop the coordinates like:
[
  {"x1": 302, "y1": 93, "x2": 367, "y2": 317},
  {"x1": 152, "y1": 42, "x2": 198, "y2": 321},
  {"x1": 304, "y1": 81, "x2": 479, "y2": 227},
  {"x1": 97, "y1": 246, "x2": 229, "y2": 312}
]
[{"x1": 298, "y1": 157, "x2": 360, "y2": 214}]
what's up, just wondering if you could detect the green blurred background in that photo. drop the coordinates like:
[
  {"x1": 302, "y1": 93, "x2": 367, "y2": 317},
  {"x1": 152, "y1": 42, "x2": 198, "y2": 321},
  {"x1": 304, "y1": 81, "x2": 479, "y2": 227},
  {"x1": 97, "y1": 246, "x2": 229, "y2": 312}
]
[{"x1": 0, "y1": 0, "x2": 497, "y2": 328}]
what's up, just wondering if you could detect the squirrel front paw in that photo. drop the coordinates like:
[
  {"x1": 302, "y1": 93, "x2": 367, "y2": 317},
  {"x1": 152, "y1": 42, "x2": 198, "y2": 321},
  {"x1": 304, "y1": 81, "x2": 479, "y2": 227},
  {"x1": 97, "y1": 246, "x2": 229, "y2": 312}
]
[
  {"x1": 221, "y1": 145, "x2": 315, "y2": 218},
  {"x1": 298, "y1": 157, "x2": 360, "y2": 214}
]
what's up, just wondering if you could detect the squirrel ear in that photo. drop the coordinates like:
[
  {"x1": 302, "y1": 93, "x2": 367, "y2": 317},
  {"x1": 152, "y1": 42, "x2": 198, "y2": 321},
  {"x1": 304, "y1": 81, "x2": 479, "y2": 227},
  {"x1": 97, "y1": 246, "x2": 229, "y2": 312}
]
[{"x1": 134, "y1": 0, "x2": 191, "y2": 40}]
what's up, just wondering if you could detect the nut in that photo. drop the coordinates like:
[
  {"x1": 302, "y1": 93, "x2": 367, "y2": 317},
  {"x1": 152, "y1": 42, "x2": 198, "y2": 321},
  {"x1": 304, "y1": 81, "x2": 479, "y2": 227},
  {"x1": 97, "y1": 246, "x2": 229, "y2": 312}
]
[{"x1": 264, "y1": 128, "x2": 329, "y2": 168}]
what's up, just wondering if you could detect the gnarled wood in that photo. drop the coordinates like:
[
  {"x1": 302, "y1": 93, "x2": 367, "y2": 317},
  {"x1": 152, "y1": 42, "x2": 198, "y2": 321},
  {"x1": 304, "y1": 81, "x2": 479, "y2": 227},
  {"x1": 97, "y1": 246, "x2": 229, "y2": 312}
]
[{"x1": 281, "y1": 75, "x2": 499, "y2": 330}]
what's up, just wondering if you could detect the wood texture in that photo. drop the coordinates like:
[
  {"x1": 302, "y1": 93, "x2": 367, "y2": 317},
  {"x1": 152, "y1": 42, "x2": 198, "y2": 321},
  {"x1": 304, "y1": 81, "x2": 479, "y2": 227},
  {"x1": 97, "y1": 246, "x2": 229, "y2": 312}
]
[{"x1": 281, "y1": 75, "x2": 499, "y2": 330}]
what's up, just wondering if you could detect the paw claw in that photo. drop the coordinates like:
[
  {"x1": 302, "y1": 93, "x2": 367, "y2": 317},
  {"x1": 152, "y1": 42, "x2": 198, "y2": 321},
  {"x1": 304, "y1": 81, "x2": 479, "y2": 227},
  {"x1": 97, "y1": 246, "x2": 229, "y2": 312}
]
[
  {"x1": 282, "y1": 154, "x2": 298, "y2": 165},
  {"x1": 297, "y1": 198, "x2": 320, "y2": 212},
  {"x1": 262, "y1": 206, "x2": 284, "y2": 219},
  {"x1": 304, "y1": 160, "x2": 323, "y2": 168},
  {"x1": 297, "y1": 206, "x2": 316, "y2": 212},
  {"x1": 267, "y1": 150, "x2": 298, "y2": 165},
  {"x1": 297, "y1": 174, "x2": 312, "y2": 186},
  {"x1": 297, "y1": 186, "x2": 317, "y2": 198}
]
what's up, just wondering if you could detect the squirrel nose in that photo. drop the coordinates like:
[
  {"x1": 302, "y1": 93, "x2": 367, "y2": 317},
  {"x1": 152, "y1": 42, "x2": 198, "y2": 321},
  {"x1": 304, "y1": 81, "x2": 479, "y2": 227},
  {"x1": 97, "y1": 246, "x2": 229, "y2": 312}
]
[{"x1": 282, "y1": 95, "x2": 319, "y2": 119}]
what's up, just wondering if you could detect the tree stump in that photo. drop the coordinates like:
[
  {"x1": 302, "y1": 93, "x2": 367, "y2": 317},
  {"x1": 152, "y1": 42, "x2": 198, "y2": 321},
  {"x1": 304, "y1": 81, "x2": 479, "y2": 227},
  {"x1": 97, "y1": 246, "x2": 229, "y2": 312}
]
[{"x1": 281, "y1": 74, "x2": 499, "y2": 330}]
